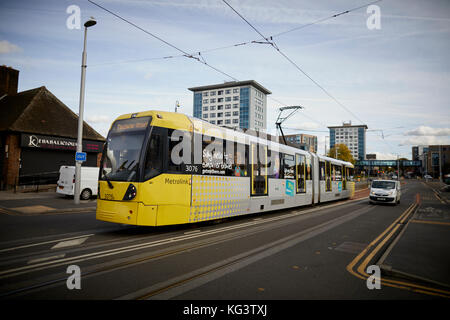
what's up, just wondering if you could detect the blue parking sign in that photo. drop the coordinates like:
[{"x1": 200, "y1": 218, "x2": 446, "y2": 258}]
[{"x1": 75, "y1": 152, "x2": 87, "y2": 162}]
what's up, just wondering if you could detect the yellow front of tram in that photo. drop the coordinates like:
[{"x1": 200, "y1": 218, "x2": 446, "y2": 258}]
[{"x1": 96, "y1": 111, "x2": 193, "y2": 226}]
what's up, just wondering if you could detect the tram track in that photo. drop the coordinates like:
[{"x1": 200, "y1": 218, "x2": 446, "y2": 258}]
[
  {"x1": 0, "y1": 199, "x2": 370, "y2": 299},
  {"x1": 0, "y1": 198, "x2": 366, "y2": 279},
  {"x1": 124, "y1": 204, "x2": 375, "y2": 300}
]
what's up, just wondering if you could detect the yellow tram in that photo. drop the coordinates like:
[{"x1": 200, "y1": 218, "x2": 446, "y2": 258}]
[{"x1": 96, "y1": 110, "x2": 354, "y2": 226}]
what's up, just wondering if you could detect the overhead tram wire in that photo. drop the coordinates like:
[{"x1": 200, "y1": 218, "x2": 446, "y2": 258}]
[
  {"x1": 87, "y1": 0, "x2": 367, "y2": 136},
  {"x1": 90, "y1": 55, "x2": 184, "y2": 67},
  {"x1": 87, "y1": 0, "x2": 238, "y2": 81},
  {"x1": 88, "y1": 0, "x2": 381, "y2": 69},
  {"x1": 87, "y1": 0, "x2": 320, "y2": 129},
  {"x1": 87, "y1": 0, "x2": 328, "y2": 133},
  {"x1": 270, "y1": 0, "x2": 383, "y2": 38},
  {"x1": 221, "y1": 0, "x2": 369, "y2": 126}
]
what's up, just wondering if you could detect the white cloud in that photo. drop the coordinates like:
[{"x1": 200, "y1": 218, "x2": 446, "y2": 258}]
[
  {"x1": 404, "y1": 126, "x2": 450, "y2": 136},
  {"x1": 0, "y1": 40, "x2": 22, "y2": 54},
  {"x1": 284, "y1": 121, "x2": 321, "y2": 131},
  {"x1": 86, "y1": 115, "x2": 112, "y2": 124},
  {"x1": 371, "y1": 152, "x2": 399, "y2": 160},
  {"x1": 399, "y1": 136, "x2": 450, "y2": 146}
]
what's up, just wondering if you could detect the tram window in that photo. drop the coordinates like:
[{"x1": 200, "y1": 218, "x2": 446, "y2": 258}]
[
  {"x1": 343, "y1": 165, "x2": 347, "y2": 190},
  {"x1": 348, "y1": 167, "x2": 354, "y2": 181},
  {"x1": 202, "y1": 136, "x2": 224, "y2": 175},
  {"x1": 223, "y1": 139, "x2": 234, "y2": 176},
  {"x1": 334, "y1": 165, "x2": 342, "y2": 181},
  {"x1": 325, "y1": 161, "x2": 332, "y2": 191},
  {"x1": 296, "y1": 154, "x2": 306, "y2": 193},
  {"x1": 143, "y1": 133, "x2": 163, "y2": 180},
  {"x1": 283, "y1": 154, "x2": 295, "y2": 179},
  {"x1": 268, "y1": 150, "x2": 280, "y2": 179},
  {"x1": 306, "y1": 157, "x2": 312, "y2": 181},
  {"x1": 319, "y1": 161, "x2": 325, "y2": 181},
  {"x1": 168, "y1": 129, "x2": 191, "y2": 173},
  {"x1": 232, "y1": 142, "x2": 247, "y2": 177},
  {"x1": 251, "y1": 143, "x2": 268, "y2": 196}
]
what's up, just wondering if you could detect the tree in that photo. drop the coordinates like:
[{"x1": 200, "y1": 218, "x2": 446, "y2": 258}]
[{"x1": 327, "y1": 144, "x2": 355, "y2": 164}]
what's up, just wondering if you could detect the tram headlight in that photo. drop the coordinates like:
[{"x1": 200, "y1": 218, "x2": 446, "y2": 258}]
[{"x1": 123, "y1": 184, "x2": 137, "y2": 201}]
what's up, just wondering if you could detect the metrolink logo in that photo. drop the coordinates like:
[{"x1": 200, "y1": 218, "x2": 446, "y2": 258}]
[{"x1": 165, "y1": 178, "x2": 191, "y2": 185}]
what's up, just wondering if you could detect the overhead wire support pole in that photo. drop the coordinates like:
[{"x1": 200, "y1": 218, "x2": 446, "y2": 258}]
[{"x1": 275, "y1": 106, "x2": 304, "y2": 145}]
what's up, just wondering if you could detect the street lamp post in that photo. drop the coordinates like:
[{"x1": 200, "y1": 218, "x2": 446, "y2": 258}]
[
  {"x1": 74, "y1": 18, "x2": 96, "y2": 205},
  {"x1": 439, "y1": 145, "x2": 443, "y2": 182}
]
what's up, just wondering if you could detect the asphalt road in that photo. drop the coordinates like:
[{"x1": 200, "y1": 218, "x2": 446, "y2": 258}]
[{"x1": 0, "y1": 180, "x2": 445, "y2": 304}]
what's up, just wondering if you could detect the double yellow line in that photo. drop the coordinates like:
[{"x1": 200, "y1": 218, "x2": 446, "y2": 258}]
[{"x1": 346, "y1": 194, "x2": 450, "y2": 298}]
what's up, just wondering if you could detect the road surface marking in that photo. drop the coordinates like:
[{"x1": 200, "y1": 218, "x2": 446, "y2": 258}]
[
  {"x1": 51, "y1": 236, "x2": 89, "y2": 249},
  {"x1": 347, "y1": 197, "x2": 450, "y2": 298},
  {"x1": 9, "y1": 205, "x2": 55, "y2": 214},
  {"x1": 410, "y1": 220, "x2": 450, "y2": 226},
  {"x1": 0, "y1": 198, "x2": 368, "y2": 279},
  {"x1": 0, "y1": 234, "x2": 95, "y2": 253},
  {"x1": 27, "y1": 254, "x2": 66, "y2": 265},
  {"x1": 183, "y1": 230, "x2": 201, "y2": 235}
]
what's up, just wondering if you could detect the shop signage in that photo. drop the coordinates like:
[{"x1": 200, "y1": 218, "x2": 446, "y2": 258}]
[{"x1": 21, "y1": 134, "x2": 103, "y2": 152}]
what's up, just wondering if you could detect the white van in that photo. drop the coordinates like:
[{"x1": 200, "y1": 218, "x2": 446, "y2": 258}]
[
  {"x1": 369, "y1": 179, "x2": 401, "y2": 205},
  {"x1": 56, "y1": 166, "x2": 99, "y2": 200}
]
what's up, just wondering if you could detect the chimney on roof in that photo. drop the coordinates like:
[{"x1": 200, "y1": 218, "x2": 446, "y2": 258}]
[{"x1": 0, "y1": 65, "x2": 19, "y2": 96}]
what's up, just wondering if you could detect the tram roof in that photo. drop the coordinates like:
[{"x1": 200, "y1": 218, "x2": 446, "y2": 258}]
[{"x1": 111, "y1": 110, "x2": 353, "y2": 167}]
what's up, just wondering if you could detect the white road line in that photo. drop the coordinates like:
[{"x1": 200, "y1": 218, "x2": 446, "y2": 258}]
[
  {"x1": 0, "y1": 234, "x2": 94, "y2": 254},
  {"x1": 183, "y1": 230, "x2": 201, "y2": 235},
  {"x1": 0, "y1": 198, "x2": 368, "y2": 278},
  {"x1": 27, "y1": 254, "x2": 66, "y2": 265}
]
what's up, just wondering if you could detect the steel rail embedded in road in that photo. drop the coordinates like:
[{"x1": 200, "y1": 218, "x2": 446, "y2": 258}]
[{"x1": 0, "y1": 198, "x2": 368, "y2": 299}]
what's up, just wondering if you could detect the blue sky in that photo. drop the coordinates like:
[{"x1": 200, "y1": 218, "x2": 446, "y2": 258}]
[{"x1": 1, "y1": 0, "x2": 450, "y2": 159}]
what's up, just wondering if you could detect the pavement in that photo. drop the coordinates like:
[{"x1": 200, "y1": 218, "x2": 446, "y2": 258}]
[
  {"x1": 377, "y1": 180, "x2": 450, "y2": 293},
  {"x1": 0, "y1": 183, "x2": 370, "y2": 216},
  {"x1": 0, "y1": 187, "x2": 96, "y2": 215}
]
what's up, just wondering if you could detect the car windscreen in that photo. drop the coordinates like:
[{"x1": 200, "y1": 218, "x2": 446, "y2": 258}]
[
  {"x1": 371, "y1": 181, "x2": 396, "y2": 189},
  {"x1": 100, "y1": 116, "x2": 151, "y2": 182}
]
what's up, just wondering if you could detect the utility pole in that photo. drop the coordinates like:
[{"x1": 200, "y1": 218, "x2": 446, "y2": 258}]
[{"x1": 439, "y1": 145, "x2": 443, "y2": 182}]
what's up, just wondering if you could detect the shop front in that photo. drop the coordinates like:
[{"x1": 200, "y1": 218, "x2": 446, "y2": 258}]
[{"x1": 18, "y1": 133, "x2": 103, "y2": 185}]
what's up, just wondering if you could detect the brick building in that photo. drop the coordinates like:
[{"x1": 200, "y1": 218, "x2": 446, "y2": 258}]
[{"x1": 0, "y1": 66, "x2": 105, "y2": 189}]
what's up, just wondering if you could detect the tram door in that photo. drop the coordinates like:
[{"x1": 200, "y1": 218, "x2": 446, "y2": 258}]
[
  {"x1": 250, "y1": 143, "x2": 268, "y2": 196},
  {"x1": 342, "y1": 166, "x2": 347, "y2": 190}
]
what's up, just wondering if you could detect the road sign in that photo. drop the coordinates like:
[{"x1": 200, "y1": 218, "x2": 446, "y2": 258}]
[{"x1": 75, "y1": 152, "x2": 87, "y2": 162}]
